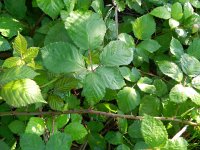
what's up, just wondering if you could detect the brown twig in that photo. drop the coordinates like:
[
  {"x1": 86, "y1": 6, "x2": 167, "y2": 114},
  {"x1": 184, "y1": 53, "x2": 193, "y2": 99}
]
[
  {"x1": 0, "y1": 109, "x2": 199, "y2": 126},
  {"x1": 30, "y1": 13, "x2": 45, "y2": 37}
]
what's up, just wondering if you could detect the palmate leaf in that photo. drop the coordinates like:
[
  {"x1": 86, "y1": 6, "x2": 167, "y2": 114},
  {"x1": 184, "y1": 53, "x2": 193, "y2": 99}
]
[
  {"x1": 141, "y1": 115, "x2": 168, "y2": 148},
  {"x1": 100, "y1": 41, "x2": 133, "y2": 66},
  {"x1": 36, "y1": 0, "x2": 64, "y2": 19},
  {"x1": 65, "y1": 11, "x2": 106, "y2": 50},
  {"x1": 41, "y1": 42, "x2": 85, "y2": 74},
  {"x1": 0, "y1": 66, "x2": 39, "y2": 85},
  {"x1": 1, "y1": 79, "x2": 46, "y2": 107},
  {"x1": 132, "y1": 14, "x2": 156, "y2": 40}
]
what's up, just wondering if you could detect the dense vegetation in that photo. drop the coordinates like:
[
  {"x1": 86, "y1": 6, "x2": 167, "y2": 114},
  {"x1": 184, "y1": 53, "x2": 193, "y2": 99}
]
[{"x1": 0, "y1": 0, "x2": 200, "y2": 149}]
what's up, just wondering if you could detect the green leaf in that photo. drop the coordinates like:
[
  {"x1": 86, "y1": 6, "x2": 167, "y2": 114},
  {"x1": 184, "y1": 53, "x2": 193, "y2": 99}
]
[
  {"x1": 150, "y1": 6, "x2": 171, "y2": 19},
  {"x1": 48, "y1": 95, "x2": 65, "y2": 111},
  {"x1": 180, "y1": 54, "x2": 200, "y2": 77},
  {"x1": 2, "y1": 57, "x2": 25, "y2": 68},
  {"x1": 87, "y1": 121, "x2": 104, "y2": 132},
  {"x1": 41, "y1": 42, "x2": 85, "y2": 74},
  {"x1": 0, "y1": 36, "x2": 11, "y2": 51},
  {"x1": 96, "y1": 66, "x2": 125, "y2": 90},
  {"x1": 157, "y1": 61, "x2": 183, "y2": 82},
  {"x1": 4, "y1": 0, "x2": 27, "y2": 19},
  {"x1": 0, "y1": 66, "x2": 39, "y2": 85},
  {"x1": 23, "y1": 47, "x2": 39, "y2": 62},
  {"x1": 82, "y1": 72, "x2": 106, "y2": 105},
  {"x1": 116, "y1": 144, "x2": 130, "y2": 150},
  {"x1": 153, "y1": 79, "x2": 168, "y2": 97},
  {"x1": 119, "y1": 67, "x2": 141, "y2": 82},
  {"x1": 132, "y1": 14, "x2": 156, "y2": 40},
  {"x1": 141, "y1": 115, "x2": 168, "y2": 148},
  {"x1": 1, "y1": 79, "x2": 46, "y2": 107},
  {"x1": 20, "y1": 133, "x2": 45, "y2": 150},
  {"x1": 192, "y1": 75, "x2": 200, "y2": 90},
  {"x1": 25, "y1": 117, "x2": 45, "y2": 136},
  {"x1": 190, "y1": 0, "x2": 200, "y2": 8},
  {"x1": 44, "y1": 22, "x2": 71, "y2": 45},
  {"x1": 128, "y1": 120, "x2": 143, "y2": 139},
  {"x1": 13, "y1": 32, "x2": 27, "y2": 55},
  {"x1": 100, "y1": 41, "x2": 133, "y2": 66},
  {"x1": 65, "y1": 11, "x2": 106, "y2": 50},
  {"x1": 64, "y1": 122, "x2": 87, "y2": 141},
  {"x1": 0, "y1": 141, "x2": 9, "y2": 150},
  {"x1": 55, "y1": 114, "x2": 70, "y2": 129},
  {"x1": 187, "y1": 38, "x2": 200, "y2": 59},
  {"x1": 137, "y1": 77, "x2": 156, "y2": 94},
  {"x1": 0, "y1": 16, "x2": 23, "y2": 38},
  {"x1": 137, "y1": 39, "x2": 160, "y2": 53},
  {"x1": 134, "y1": 141, "x2": 149, "y2": 150},
  {"x1": 184, "y1": 2, "x2": 194, "y2": 19},
  {"x1": 170, "y1": 37, "x2": 184, "y2": 59},
  {"x1": 171, "y1": 2, "x2": 183, "y2": 20},
  {"x1": 88, "y1": 133, "x2": 106, "y2": 149},
  {"x1": 169, "y1": 84, "x2": 188, "y2": 103},
  {"x1": 118, "y1": 33, "x2": 135, "y2": 48},
  {"x1": 184, "y1": 87, "x2": 200, "y2": 105},
  {"x1": 169, "y1": 18, "x2": 180, "y2": 29},
  {"x1": 36, "y1": 0, "x2": 64, "y2": 19},
  {"x1": 46, "y1": 132, "x2": 72, "y2": 150},
  {"x1": 117, "y1": 111, "x2": 128, "y2": 134},
  {"x1": 8, "y1": 120, "x2": 25, "y2": 135},
  {"x1": 91, "y1": 0, "x2": 104, "y2": 15},
  {"x1": 139, "y1": 95, "x2": 161, "y2": 116},
  {"x1": 163, "y1": 137, "x2": 188, "y2": 150},
  {"x1": 117, "y1": 87, "x2": 140, "y2": 113},
  {"x1": 105, "y1": 131, "x2": 123, "y2": 145}
]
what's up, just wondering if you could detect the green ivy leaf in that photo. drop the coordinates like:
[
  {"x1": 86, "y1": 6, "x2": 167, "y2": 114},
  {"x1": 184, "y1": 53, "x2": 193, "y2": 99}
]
[
  {"x1": 141, "y1": 115, "x2": 168, "y2": 148},
  {"x1": 150, "y1": 6, "x2": 171, "y2": 19},
  {"x1": 46, "y1": 132, "x2": 72, "y2": 150},
  {"x1": 100, "y1": 41, "x2": 133, "y2": 66},
  {"x1": 20, "y1": 133, "x2": 45, "y2": 150},
  {"x1": 132, "y1": 14, "x2": 156, "y2": 40},
  {"x1": 65, "y1": 11, "x2": 106, "y2": 50},
  {"x1": 187, "y1": 38, "x2": 200, "y2": 59},
  {"x1": 180, "y1": 54, "x2": 200, "y2": 77},
  {"x1": 36, "y1": 0, "x2": 64, "y2": 19},
  {"x1": 171, "y1": 2, "x2": 183, "y2": 20},
  {"x1": 139, "y1": 95, "x2": 161, "y2": 116},
  {"x1": 1, "y1": 79, "x2": 46, "y2": 107},
  {"x1": 170, "y1": 37, "x2": 184, "y2": 59},
  {"x1": 25, "y1": 117, "x2": 45, "y2": 136},
  {"x1": 8, "y1": 120, "x2": 25, "y2": 135},
  {"x1": 0, "y1": 16, "x2": 23, "y2": 38},
  {"x1": 0, "y1": 65, "x2": 39, "y2": 85},
  {"x1": 82, "y1": 72, "x2": 106, "y2": 105},
  {"x1": 117, "y1": 87, "x2": 140, "y2": 113},
  {"x1": 64, "y1": 122, "x2": 87, "y2": 141},
  {"x1": 169, "y1": 84, "x2": 188, "y2": 103},
  {"x1": 157, "y1": 61, "x2": 183, "y2": 82},
  {"x1": 4, "y1": 0, "x2": 27, "y2": 19},
  {"x1": 0, "y1": 36, "x2": 11, "y2": 51},
  {"x1": 137, "y1": 39, "x2": 161, "y2": 53},
  {"x1": 96, "y1": 66, "x2": 125, "y2": 90},
  {"x1": 137, "y1": 77, "x2": 156, "y2": 94},
  {"x1": 41, "y1": 42, "x2": 85, "y2": 74},
  {"x1": 105, "y1": 131, "x2": 123, "y2": 145}
]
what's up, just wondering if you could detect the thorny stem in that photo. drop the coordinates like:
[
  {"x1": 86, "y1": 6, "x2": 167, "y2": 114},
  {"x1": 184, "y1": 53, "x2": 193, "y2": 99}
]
[{"x1": 0, "y1": 109, "x2": 199, "y2": 126}]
